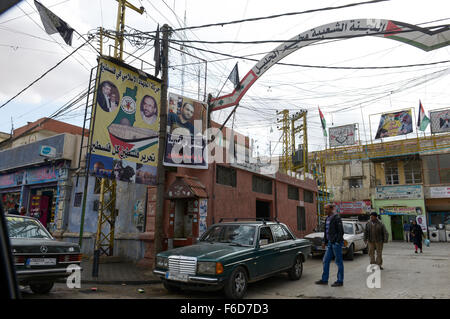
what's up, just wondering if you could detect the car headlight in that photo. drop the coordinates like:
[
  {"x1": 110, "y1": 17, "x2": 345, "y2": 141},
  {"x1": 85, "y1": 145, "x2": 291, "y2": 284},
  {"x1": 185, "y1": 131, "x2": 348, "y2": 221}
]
[
  {"x1": 156, "y1": 256, "x2": 168, "y2": 270},
  {"x1": 343, "y1": 240, "x2": 348, "y2": 247},
  {"x1": 197, "y1": 261, "x2": 222, "y2": 275}
]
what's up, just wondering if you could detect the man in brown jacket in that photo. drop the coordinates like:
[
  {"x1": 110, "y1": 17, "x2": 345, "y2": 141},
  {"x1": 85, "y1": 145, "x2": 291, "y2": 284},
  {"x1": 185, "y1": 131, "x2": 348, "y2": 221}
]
[{"x1": 364, "y1": 212, "x2": 389, "y2": 269}]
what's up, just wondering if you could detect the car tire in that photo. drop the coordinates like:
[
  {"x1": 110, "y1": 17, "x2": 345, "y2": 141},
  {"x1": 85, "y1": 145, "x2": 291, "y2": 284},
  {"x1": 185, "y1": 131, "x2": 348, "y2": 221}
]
[
  {"x1": 30, "y1": 282, "x2": 54, "y2": 294},
  {"x1": 224, "y1": 266, "x2": 248, "y2": 299},
  {"x1": 288, "y1": 255, "x2": 303, "y2": 280},
  {"x1": 163, "y1": 280, "x2": 181, "y2": 293},
  {"x1": 345, "y1": 244, "x2": 354, "y2": 260}
]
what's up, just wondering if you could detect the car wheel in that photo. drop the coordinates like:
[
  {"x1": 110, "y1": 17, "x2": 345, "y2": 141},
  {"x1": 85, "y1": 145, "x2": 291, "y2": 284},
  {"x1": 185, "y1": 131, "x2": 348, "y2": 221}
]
[
  {"x1": 345, "y1": 244, "x2": 354, "y2": 260},
  {"x1": 163, "y1": 280, "x2": 182, "y2": 293},
  {"x1": 224, "y1": 266, "x2": 248, "y2": 299},
  {"x1": 30, "y1": 282, "x2": 54, "y2": 294},
  {"x1": 288, "y1": 255, "x2": 303, "y2": 280}
]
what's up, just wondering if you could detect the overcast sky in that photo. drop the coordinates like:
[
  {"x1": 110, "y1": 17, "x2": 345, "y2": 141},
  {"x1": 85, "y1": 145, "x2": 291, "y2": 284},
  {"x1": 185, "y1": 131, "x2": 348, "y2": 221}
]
[{"x1": 1, "y1": 0, "x2": 449, "y2": 155}]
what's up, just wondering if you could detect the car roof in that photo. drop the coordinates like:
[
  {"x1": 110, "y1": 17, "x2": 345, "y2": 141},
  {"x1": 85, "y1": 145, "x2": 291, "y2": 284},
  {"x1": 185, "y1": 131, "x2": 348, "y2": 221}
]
[
  {"x1": 213, "y1": 221, "x2": 284, "y2": 226},
  {"x1": 5, "y1": 214, "x2": 36, "y2": 220}
]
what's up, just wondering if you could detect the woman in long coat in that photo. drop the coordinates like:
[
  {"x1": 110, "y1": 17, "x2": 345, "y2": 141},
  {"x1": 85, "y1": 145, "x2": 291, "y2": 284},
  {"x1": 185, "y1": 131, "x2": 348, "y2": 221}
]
[{"x1": 410, "y1": 220, "x2": 424, "y2": 253}]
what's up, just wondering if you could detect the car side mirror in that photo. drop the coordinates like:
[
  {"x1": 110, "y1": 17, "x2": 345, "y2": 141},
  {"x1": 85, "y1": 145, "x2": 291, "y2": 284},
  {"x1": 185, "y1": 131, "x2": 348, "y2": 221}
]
[{"x1": 259, "y1": 239, "x2": 269, "y2": 246}]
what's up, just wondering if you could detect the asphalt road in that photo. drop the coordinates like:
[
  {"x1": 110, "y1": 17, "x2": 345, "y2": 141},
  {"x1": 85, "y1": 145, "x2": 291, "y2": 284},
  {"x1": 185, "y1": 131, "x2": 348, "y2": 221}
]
[{"x1": 21, "y1": 242, "x2": 450, "y2": 299}]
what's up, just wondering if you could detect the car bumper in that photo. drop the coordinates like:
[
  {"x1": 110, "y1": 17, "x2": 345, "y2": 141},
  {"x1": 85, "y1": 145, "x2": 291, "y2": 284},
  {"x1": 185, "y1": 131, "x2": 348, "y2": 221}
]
[
  {"x1": 153, "y1": 269, "x2": 223, "y2": 286},
  {"x1": 310, "y1": 245, "x2": 349, "y2": 254},
  {"x1": 16, "y1": 265, "x2": 83, "y2": 283}
]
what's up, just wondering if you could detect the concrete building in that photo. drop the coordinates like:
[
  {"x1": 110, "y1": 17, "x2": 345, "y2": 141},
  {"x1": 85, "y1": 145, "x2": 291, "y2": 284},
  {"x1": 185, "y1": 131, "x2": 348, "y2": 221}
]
[
  {"x1": 0, "y1": 118, "x2": 86, "y2": 235},
  {"x1": 313, "y1": 133, "x2": 450, "y2": 241}
]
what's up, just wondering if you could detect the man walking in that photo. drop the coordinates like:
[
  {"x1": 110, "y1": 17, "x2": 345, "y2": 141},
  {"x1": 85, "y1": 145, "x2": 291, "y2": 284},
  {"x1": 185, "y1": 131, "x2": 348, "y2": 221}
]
[
  {"x1": 315, "y1": 204, "x2": 345, "y2": 287},
  {"x1": 403, "y1": 220, "x2": 411, "y2": 242},
  {"x1": 364, "y1": 212, "x2": 389, "y2": 270}
]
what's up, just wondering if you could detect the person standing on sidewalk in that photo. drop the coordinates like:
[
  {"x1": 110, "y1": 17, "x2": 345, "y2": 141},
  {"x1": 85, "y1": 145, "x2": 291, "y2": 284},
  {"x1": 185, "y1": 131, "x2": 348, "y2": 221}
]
[
  {"x1": 403, "y1": 220, "x2": 411, "y2": 242},
  {"x1": 364, "y1": 212, "x2": 389, "y2": 270},
  {"x1": 410, "y1": 220, "x2": 424, "y2": 254},
  {"x1": 315, "y1": 204, "x2": 345, "y2": 287}
]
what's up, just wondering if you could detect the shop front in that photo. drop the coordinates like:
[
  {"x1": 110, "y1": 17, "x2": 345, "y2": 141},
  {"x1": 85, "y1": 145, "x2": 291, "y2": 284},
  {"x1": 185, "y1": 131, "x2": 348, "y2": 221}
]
[
  {"x1": 373, "y1": 185, "x2": 426, "y2": 241},
  {"x1": 0, "y1": 162, "x2": 68, "y2": 231},
  {"x1": 165, "y1": 175, "x2": 208, "y2": 249},
  {"x1": 424, "y1": 186, "x2": 450, "y2": 242}
]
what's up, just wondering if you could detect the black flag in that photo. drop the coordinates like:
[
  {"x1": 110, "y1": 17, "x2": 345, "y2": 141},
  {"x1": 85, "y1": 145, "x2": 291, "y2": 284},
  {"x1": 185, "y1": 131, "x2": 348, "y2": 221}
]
[
  {"x1": 227, "y1": 63, "x2": 240, "y2": 90},
  {"x1": 34, "y1": 0, "x2": 74, "y2": 46},
  {"x1": 154, "y1": 24, "x2": 161, "y2": 77}
]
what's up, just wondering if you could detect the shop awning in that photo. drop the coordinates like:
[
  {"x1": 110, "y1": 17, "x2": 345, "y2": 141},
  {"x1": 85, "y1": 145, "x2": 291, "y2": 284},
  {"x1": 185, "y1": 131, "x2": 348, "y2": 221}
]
[{"x1": 166, "y1": 175, "x2": 208, "y2": 199}]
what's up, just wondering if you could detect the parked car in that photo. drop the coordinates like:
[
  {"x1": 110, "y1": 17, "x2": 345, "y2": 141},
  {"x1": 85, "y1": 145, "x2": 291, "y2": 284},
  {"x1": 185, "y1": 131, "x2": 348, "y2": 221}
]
[
  {"x1": 304, "y1": 220, "x2": 368, "y2": 260},
  {"x1": 5, "y1": 214, "x2": 82, "y2": 294},
  {"x1": 153, "y1": 219, "x2": 311, "y2": 299}
]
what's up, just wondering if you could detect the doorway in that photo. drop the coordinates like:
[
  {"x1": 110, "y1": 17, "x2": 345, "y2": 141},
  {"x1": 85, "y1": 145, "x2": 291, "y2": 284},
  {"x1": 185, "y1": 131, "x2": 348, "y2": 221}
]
[
  {"x1": 256, "y1": 200, "x2": 271, "y2": 220},
  {"x1": 391, "y1": 215, "x2": 404, "y2": 241}
]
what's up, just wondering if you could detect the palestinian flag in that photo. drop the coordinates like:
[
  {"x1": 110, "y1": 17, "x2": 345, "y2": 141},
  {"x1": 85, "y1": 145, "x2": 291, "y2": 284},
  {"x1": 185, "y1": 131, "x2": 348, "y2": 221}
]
[
  {"x1": 417, "y1": 100, "x2": 430, "y2": 132},
  {"x1": 318, "y1": 106, "x2": 327, "y2": 137}
]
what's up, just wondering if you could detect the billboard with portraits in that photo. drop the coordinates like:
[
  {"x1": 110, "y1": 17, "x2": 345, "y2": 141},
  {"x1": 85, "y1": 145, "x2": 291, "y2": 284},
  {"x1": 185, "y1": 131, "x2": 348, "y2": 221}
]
[
  {"x1": 375, "y1": 109, "x2": 413, "y2": 139},
  {"x1": 164, "y1": 93, "x2": 208, "y2": 169},
  {"x1": 89, "y1": 57, "x2": 161, "y2": 185}
]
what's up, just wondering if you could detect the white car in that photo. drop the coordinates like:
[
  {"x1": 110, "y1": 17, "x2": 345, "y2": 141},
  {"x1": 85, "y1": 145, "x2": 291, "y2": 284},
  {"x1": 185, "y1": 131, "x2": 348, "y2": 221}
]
[{"x1": 304, "y1": 220, "x2": 368, "y2": 260}]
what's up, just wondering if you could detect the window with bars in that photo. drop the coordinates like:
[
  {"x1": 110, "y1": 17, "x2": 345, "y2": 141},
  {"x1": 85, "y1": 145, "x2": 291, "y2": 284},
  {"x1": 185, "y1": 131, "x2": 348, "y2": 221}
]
[
  {"x1": 252, "y1": 175, "x2": 272, "y2": 194},
  {"x1": 216, "y1": 165, "x2": 236, "y2": 187},
  {"x1": 423, "y1": 154, "x2": 450, "y2": 185},
  {"x1": 404, "y1": 161, "x2": 422, "y2": 184},
  {"x1": 288, "y1": 185, "x2": 299, "y2": 200},
  {"x1": 304, "y1": 190, "x2": 314, "y2": 203},
  {"x1": 385, "y1": 161, "x2": 399, "y2": 185}
]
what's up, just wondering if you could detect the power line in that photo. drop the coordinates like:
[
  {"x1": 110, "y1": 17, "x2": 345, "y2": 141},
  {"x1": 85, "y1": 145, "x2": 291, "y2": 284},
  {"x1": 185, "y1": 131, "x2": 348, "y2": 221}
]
[{"x1": 0, "y1": 39, "x2": 91, "y2": 110}]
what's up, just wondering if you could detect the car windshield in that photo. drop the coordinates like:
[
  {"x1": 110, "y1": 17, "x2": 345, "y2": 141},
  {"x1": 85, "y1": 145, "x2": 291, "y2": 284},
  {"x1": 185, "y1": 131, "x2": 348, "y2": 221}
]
[
  {"x1": 343, "y1": 223, "x2": 354, "y2": 234},
  {"x1": 6, "y1": 217, "x2": 52, "y2": 239},
  {"x1": 200, "y1": 225, "x2": 256, "y2": 246}
]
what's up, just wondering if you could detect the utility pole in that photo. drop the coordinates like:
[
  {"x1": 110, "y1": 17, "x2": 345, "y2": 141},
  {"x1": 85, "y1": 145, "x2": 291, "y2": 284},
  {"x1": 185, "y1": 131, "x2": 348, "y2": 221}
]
[{"x1": 154, "y1": 24, "x2": 171, "y2": 258}]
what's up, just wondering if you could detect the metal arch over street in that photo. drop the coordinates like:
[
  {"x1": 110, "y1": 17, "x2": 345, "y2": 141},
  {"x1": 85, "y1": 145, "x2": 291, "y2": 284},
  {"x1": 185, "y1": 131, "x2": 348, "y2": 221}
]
[{"x1": 209, "y1": 19, "x2": 450, "y2": 112}]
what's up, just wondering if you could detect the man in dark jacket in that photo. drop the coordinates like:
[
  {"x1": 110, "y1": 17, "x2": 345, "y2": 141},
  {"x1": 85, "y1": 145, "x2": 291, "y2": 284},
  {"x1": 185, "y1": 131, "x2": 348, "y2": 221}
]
[
  {"x1": 315, "y1": 204, "x2": 344, "y2": 287},
  {"x1": 364, "y1": 212, "x2": 389, "y2": 269}
]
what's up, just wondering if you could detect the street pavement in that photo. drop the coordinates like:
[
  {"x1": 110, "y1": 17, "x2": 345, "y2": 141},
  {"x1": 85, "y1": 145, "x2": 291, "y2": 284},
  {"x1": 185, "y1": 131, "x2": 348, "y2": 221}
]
[{"x1": 21, "y1": 242, "x2": 450, "y2": 299}]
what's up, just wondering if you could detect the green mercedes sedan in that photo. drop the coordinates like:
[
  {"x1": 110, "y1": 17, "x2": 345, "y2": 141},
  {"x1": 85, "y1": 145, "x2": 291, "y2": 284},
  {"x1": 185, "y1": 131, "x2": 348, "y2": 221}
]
[{"x1": 153, "y1": 219, "x2": 311, "y2": 299}]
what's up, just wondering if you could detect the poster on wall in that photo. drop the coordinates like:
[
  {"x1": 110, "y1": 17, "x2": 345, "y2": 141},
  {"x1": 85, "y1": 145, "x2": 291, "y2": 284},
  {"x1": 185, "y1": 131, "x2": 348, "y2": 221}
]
[
  {"x1": 429, "y1": 109, "x2": 450, "y2": 134},
  {"x1": 198, "y1": 199, "x2": 208, "y2": 237},
  {"x1": 164, "y1": 93, "x2": 208, "y2": 169},
  {"x1": 375, "y1": 109, "x2": 413, "y2": 139},
  {"x1": 416, "y1": 215, "x2": 427, "y2": 232},
  {"x1": 329, "y1": 124, "x2": 356, "y2": 147},
  {"x1": 335, "y1": 201, "x2": 371, "y2": 215},
  {"x1": 89, "y1": 57, "x2": 161, "y2": 185}
]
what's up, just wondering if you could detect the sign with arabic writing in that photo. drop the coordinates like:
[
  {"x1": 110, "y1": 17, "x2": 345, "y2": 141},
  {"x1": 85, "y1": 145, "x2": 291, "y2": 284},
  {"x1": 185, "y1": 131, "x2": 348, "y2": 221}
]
[
  {"x1": 374, "y1": 109, "x2": 413, "y2": 139},
  {"x1": 376, "y1": 185, "x2": 423, "y2": 200},
  {"x1": 329, "y1": 124, "x2": 356, "y2": 147},
  {"x1": 164, "y1": 93, "x2": 208, "y2": 169},
  {"x1": 89, "y1": 57, "x2": 161, "y2": 185},
  {"x1": 210, "y1": 19, "x2": 450, "y2": 112},
  {"x1": 429, "y1": 108, "x2": 450, "y2": 134}
]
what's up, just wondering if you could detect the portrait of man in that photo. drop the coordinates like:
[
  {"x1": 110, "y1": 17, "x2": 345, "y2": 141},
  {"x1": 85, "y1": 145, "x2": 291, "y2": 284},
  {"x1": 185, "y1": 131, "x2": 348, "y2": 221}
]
[
  {"x1": 168, "y1": 101, "x2": 195, "y2": 136},
  {"x1": 97, "y1": 81, "x2": 119, "y2": 112},
  {"x1": 140, "y1": 95, "x2": 158, "y2": 125}
]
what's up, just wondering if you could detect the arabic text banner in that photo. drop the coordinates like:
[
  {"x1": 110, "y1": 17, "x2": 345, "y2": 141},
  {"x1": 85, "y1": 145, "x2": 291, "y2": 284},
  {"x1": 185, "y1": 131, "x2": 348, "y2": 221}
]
[
  {"x1": 89, "y1": 57, "x2": 161, "y2": 184},
  {"x1": 375, "y1": 109, "x2": 413, "y2": 139}
]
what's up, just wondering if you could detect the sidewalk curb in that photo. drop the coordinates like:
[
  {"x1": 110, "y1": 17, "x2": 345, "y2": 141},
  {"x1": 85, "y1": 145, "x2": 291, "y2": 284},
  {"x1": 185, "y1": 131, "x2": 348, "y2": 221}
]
[{"x1": 56, "y1": 279, "x2": 162, "y2": 285}]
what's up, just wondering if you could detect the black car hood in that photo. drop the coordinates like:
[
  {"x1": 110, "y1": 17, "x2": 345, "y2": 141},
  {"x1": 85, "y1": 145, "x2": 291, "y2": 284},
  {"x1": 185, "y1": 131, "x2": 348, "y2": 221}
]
[{"x1": 11, "y1": 238, "x2": 80, "y2": 254}]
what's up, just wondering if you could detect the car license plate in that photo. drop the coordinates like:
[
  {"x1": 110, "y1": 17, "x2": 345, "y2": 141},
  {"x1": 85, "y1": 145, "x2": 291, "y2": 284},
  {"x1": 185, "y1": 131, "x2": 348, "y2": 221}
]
[
  {"x1": 166, "y1": 272, "x2": 189, "y2": 282},
  {"x1": 26, "y1": 258, "x2": 57, "y2": 266}
]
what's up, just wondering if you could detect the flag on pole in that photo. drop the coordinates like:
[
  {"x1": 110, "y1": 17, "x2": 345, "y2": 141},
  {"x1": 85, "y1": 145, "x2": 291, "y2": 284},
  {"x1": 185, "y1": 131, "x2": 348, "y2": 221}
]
[
  {"x1": 227, "y1": 63, "x2": 240, "y2": 90},
  {"x1": 417, "y1": 100, "x2": 430, "y2": 131},
  {"x1": 153, "y1": 24, "x2": 161, "y2": 77},
  {"x1": 34, "y1": 0, "x2": 74, "y2": 46},
  {"x1": 318, "y1": 106, "x2": 327, "y2": 137}
]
